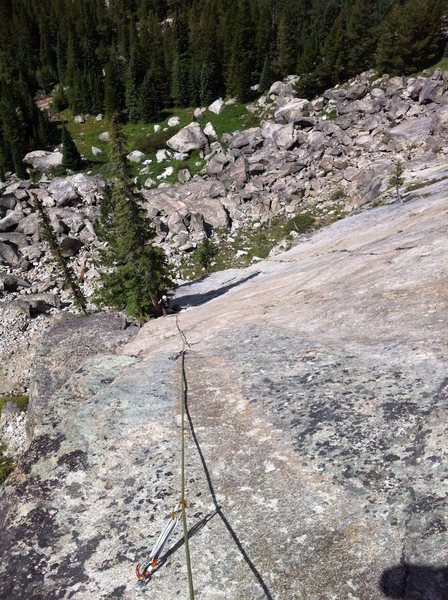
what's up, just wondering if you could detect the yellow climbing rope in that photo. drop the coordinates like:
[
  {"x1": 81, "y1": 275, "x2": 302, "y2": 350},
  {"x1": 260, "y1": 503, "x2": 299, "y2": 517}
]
[
  {"x1": 135, "y1": 318, "x2": 195, "y2": 598},
  {"x1": 177, "y1": 317, "x2": 195, "y2": 600}
]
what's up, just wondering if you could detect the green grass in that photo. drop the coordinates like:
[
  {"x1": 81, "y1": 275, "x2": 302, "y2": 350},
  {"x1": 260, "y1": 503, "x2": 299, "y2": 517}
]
[
  {"x1": 0, "y1": 395, "x2": 28, "y2": 485},
  {"x1": 405, "y1": 177, "x2": 446, "y2": 193},
  {"x1": 0, "y1": 448, "x2": 13, "y2": 485},
  {"x1": 178, "y1": 209, "x2": 331, "y2": 280},
  {"x1": 0, "y1": 395, "x2": 29, "y2": 415},
  {"x1": 59, "y1": 102, "x2": 259, "y2": 187},
  {"x1": 198, "y1": 103, "x2": 260, "y2": 137},
  {"x1": 421, "y1": 56, "x2": 448, "y2": 76}
]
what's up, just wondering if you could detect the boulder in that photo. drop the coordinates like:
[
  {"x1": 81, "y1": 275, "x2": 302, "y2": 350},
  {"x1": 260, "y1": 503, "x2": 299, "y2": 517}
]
[
  {"x1": 260, "y1": 121, "x2": 283, "y2": 140},
  {"x1": 99, "y1": 132, "x2": 110, "y2": 142},
  {"x1": 59, "y1": 236, "x2": 84, "y2": 257},
  {"x1": 274, "y1": 99, "x2": 310, "y2": 124},
  {"x1": 167, "y1": 212, "x2": 188, "y2": 236},
  {"x1": 206, "y1": 154, "x2": 228, "y2": 177},
  {"x1": 229, "y1": 127, "x2": 263, "y2": 150},
  {"x1": 419, "y1": 79, "x2": 446, "y2": 104},
  {"x1": 268, "y1": 81, "x2": 294, "y2": 97},
  {"x1": 0, "y1": 240, "x2": 21, "y2": 266},
  {"x1": 166, "y1": 123, "x2": 208, "y2": 153},
  {"x1": 157, "y1": 166, "x2": 174, "y2": 180},
  {"x1": 156, "y1": 149, "x2": 170, "y2": 163},
  {"x1": 0, "y1": 210, "x2": 24, "y2": 231},
  {"x1": 406, "y1": 78, "x2": 425, "y2": 100},
  {"x1": 127, "y1": 150, "x2": 145, "y2": 163},
  {"x1": 307, "y1": 131, "x2": 327, "y2": 152},
  {"x1": 185, "y1": 212, "x2": 205, "y2": 233},
  {"x1": 220, "y1": 156, "x2": 248, "y2": 189},
  {"x1": 16, "y1": 213, "x2": 39, "y2": 237},
  {"x1": 208, "y1": 98, "x2": 225, "y2": 115},
  {"x1": 346, "y1": 83, "x2": 368, "y2": 101},
  {"x1": 0, "y1": 232, "x2": 28, "y2": 247},
  {"x1": 272, "y1": 123, "x2": 298, "y2": 150},
  {"x1": 23, "y1": 150, "x2": 63, "y2": 172},
  {"x1": 178, "y1": 168, "x2": 191, "y2": 184},
  {"x1": 95, "y1": 114, "x2": 104, "y2": 121},
  {"x1": 74, "y1": 115, "x2": 85, "y2": 124},
  {"x1": 167, "y1": 116, "x2": 180, "y2": 127},
  {"x1": 153, "y1": 124, "x2": 161, "y2": 133},
  {"x1": 91, "y1": 146, "x2": 102, "y2": 156},
  {"x1": 0, "y1": 194, "x2": 17, "y2": 214},
  {"x1": 429, "y1": 105, "x2": 448, "y2": 138},
  {"x1": 47, "y1": 174, "x2": 105, "y2": 207},
  {"x1": 194, "y1": 107, "x2": 206, "y2": 119},
  {"x1": 204, "y1": 121, "x2": 218, "y2": 142}
]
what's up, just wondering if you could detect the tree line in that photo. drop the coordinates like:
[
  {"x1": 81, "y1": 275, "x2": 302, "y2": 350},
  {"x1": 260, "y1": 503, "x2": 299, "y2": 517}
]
[{"x1": 0, "y1": 0, "x2": 446, "y2": 177}]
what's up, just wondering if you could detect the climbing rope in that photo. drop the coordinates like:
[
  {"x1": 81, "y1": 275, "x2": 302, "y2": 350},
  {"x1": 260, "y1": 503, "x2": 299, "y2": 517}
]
[
  {"x1": 177, "y1": 317, "x2": 195, "y2": 600},
  {"x1": 135, "y1": 317, "x2": 195, "y2": 600}
]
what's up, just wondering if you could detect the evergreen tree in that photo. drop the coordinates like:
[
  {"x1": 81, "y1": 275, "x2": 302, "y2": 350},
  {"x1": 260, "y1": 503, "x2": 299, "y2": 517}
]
[
  {"x1": 62, "y1": 125, "x2": 82, "y2": 171},
  {"x1": 125, "y1": 45, "x2": 142, "y2": 122},
  {"x1": 226, "y1": 0, "x2": 255, "y2": 101},
  {"x1": 401, "y1": 0, "x2": 446, "y2": 73},
  {"x1": 346, "y1": 0, "x2": 379, "y2": 77},
  {"x1": 314, "y1": 14, "x2": 348, "y2": 90},
  {"x1": 389, "y1": 160, "x2": 405, "y2": 202},
  {"x1": 171, "y1": 13, "x2": 191, "y2": 106},
  {"x1": 32, "y1": 192, "x2": 87, "y2": 314},
  {"x1": 95, "y1": 116, "x2": 174, "y2": 319},
  {"x1": 376, "y1": 2, "x2": 406, "y2": 75},
  {"x1": 104, "y1": 52, "x2": 125, "y2": 118},
  {"x1": 259, "y1": 57, "x2": 274, "y2": 93},
  {"x1": 139, "y1": 69, "x2": 163, "y2": 122}
]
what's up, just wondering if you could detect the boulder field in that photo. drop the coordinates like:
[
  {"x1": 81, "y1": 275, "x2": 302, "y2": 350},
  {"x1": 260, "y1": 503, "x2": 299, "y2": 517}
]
[{"x1": 0, "y1": 184, "x2": 446, "y2": 598}]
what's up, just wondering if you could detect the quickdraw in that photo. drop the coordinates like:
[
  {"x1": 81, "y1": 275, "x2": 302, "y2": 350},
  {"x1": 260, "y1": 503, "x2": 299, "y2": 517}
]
[{"x1": 135, "y1": 506, "x2": 183, "y2": 587}]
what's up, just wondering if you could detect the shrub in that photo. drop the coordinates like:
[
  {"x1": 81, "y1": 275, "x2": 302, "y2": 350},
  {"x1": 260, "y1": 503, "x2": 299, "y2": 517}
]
[
  {"x1": 133, "y1": 126, "x2": 181, "y2": 155},
  {"x1": 192, "y1": 237, "x2": 219, "y2": 272},
  {"x1": 284, "y1": 212, "x2": 315, "y2": 234}
]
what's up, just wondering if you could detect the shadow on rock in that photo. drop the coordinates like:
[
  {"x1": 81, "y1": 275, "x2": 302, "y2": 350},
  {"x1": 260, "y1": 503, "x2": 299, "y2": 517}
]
[
  {"x1": 174, "y1": 271, "x2": 260, "y2": 310},
  {"x1": 182, "y1": 359, "x2": 274, "y2": 600},
  {"x1": 380, "y1": 564, "x2": 448, "y2": 599}
]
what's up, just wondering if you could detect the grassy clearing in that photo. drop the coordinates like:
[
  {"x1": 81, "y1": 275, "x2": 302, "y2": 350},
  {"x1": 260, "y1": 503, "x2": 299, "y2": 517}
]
[
  {"x1": 58, "y1": 102, "x2": 259, "y2": 186},
  {"x1": 178, "y1": 207, "x2": 344, "y2": 280}
]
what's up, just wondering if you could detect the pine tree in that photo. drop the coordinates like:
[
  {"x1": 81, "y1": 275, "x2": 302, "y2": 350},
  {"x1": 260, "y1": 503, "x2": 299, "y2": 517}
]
[
  {"x1": 259, "y1": 57, "x2": 274, "y2": 93},
  {"x1": 401, "y1": 0, "x2": 446, "y2": 73},
  {"x1": 62, "y1": 125, "x2": 82, "y2": 171},
  {"x1": 376, "y1": 2, "x2": 406, "y2": 75},
  {"x1": 346, "y1": 0, "x2": 379, "y2": 76},
  {"x1": 171, "y1": 13, "x2": 191, "y2": 107},
  {"x1": 125, "y1": 45, "x2": 142, "y2": 122},
  {"x1": 226, "y1": 0, "x2": 255, "y2": 101},
  {"x1": 139, "y1": 69, "x2": 163, "y2": 122},
  {"x1": 314, "y1": 14, "x2": 348, "y2": 90},
  {"x1": 389, "y1": 161, "x2": 404, "y2": 202},
  {"x1": 32, "y1": 193, "x2": 87, "y2": 314},
  {"x1": 104, "y1": 52, "x2": 125, "y2": 118},
  {"x1": 95, "y1": 116, "x2": 174, "y2": 319}
]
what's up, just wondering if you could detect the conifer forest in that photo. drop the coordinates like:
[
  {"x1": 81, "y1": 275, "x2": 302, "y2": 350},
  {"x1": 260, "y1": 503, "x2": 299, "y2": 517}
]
[{"x1": 0, "y1": 0, "x2": 446, "y2": 177}]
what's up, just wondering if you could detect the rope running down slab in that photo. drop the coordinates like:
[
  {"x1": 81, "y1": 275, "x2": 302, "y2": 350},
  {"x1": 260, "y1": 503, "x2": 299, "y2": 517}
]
[{"x1": 176, "y1": 316, "x2": 195, "y2": 600}]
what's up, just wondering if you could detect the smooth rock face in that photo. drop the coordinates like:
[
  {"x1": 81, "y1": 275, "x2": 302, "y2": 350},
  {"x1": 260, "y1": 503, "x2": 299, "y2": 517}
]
[
  {"x1": 1, "y1": 194, "x2": 447, "y2": 599},
  {"x1": 26, "y1": 312, "x2": 139, "y2": 438}
]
